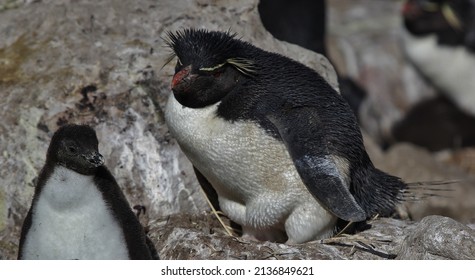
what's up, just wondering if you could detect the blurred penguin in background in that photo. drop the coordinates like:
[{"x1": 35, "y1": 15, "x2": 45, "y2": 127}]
[
  {"x1": 395, "y1": 0, "x2": 475, "y2": 150},
  {"x1": 402, "y1": 0, "x2": 475, "y2": 116}
]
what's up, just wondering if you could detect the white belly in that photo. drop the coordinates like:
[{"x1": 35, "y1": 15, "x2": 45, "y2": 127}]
[
  {"x1": 165, "y1": 95, "x2": 336, "y2": 243},
  {"x1": 22, "y1": 166, "x2": 129, "y2": 260},
  {"x1": 402, "y1": 31, "x2": 475, "y2": 116}
]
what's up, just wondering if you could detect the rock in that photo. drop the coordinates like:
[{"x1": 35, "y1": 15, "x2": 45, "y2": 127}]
[
  {"x1": 397, "y1": 216, "x2": 475, "y2": 260},
  {"x1": 0, "y1": 0, "x2": 336, "y2": 259},
  {"x1": 151, "y1": 213, "x2": 474, "y2": 260},
  {"x1": 437, "y1": 148, "x2": 475, "y2": 176}
]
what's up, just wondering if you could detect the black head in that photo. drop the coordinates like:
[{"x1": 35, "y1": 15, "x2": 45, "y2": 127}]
[
  {"x1": 402, "y1": 0, "x2": 474, "y2": 47},
  {"x1": 165, "y1": 29, "x2": 257, "y2": 108},
  {"x1": 46, "y1": 124, "x2": 104, "y2": 175}
]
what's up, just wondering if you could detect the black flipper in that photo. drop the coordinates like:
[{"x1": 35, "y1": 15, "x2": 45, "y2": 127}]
[
  {"x1": 94, "y1": 167, "x2": 156, "y2": 260},
  {"x1": 17, "y1": 208, "x2": 33, "y2": 259},
  {"x1": 145, "y1": 235, "x2": 160, "y2": 260},
  {"x1": 267, "y1": 106, "x2": 367, "y2": 222}
]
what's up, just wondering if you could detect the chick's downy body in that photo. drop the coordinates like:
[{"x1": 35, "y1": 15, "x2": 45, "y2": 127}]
[
  {"x1": 165, "y1": 29, "x2": 406, "y2": 243},
  {"x1": 18, "y1": 124, "x2": 158, "y2": 259}
]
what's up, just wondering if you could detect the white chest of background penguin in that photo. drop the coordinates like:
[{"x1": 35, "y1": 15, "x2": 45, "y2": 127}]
[
  {"x1": 17, "y1": 124, "x2": 158, "y2": 260},
  {"x1": 402, "y1": 0, "x2": 475, "y2": 116},
  {"x1": 164, "y1": 29, "x2": 407, "y2": 244}
]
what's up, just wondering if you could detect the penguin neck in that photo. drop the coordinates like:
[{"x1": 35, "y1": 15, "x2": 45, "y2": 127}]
[{"x1": 41, "y1": 165, "x2": 97, "y2": 210}]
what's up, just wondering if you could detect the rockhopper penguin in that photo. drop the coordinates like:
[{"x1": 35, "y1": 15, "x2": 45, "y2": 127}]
[
  {"x1": 402, "y1": 0, "x2": 475, "y2": 116},
  {"x1": 18, "y1": 124, "x2": 158, "y2": 259},
  {"x1": 164, "y1": 29, "x2": 407, "y2": 244}
]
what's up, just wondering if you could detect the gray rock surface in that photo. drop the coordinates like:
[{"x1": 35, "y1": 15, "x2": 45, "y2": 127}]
[
  {"x1": 151, "y1": 214, "x2": 475, "y2": 260},
  {"x1": 1, "y1": 0, "x2": 474, "y2": 260},
  {"x1": 397, "y1": 215, "x2": 475, "y2": 260}
]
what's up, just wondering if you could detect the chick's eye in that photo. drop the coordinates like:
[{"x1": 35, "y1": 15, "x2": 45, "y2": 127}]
[{"x1": 68, "y1": 146, "x2": 77, "y2": 153}]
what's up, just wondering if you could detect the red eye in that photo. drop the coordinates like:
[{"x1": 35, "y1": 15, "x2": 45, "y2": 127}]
[{"x1": 213, "y1": 71, "x2": 222, "y2": 78}]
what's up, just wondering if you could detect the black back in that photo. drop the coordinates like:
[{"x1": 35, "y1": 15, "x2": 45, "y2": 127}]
[{"x1": 167, "y1": 29, "x2": 407, "y2": 221}]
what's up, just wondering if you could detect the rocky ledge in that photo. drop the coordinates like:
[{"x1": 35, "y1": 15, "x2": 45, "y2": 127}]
[{"x1": 151, "y1": 214, "x2": 475, "y2": 260}]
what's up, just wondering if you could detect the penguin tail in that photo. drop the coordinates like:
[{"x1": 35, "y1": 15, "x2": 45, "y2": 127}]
[
  {"x1": 402, "y1": 180, "x2": 458, "y2": 201},
  {"x1": 351, "y1": 166, "x2": 408, "y2": 218},
  {"x1": 352, "y1": 166, "x2": 457, "y2": 219}
]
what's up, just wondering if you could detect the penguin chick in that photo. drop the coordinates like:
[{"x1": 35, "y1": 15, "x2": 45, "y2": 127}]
[
  {"x1": 164, "y1": 29, "x2": 407, "y2": 244},
  {"x1": 18, "y1": 124, "x2": 158, "y2": 260}
]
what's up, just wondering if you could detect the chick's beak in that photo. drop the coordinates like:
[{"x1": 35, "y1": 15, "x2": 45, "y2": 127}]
[
  {"x1": 83, "y1": 151, "x2": 104, "y2": 167},
  {"x1": 171, "y1": 65, "x2": 197, "y2": 93}
]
